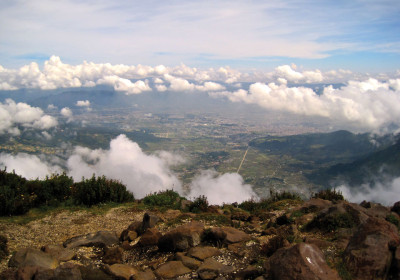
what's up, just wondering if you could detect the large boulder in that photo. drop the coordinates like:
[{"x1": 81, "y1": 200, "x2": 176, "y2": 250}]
[
  {"x1": 8, "y1": 248, "x2": 59, "y2": 269},
  {"x1": 154, "y1": 261, "x2": 192, "y2": 279},
  {"x1": 343, "y1": 217, "x2": 400, "y2": 280},
  {"x1": 269, "y1": 243, "x2": 340, "y2": 280},
  {"x1": 207, "y1": 226, "x2": 251, "y2": 244},
  {"x1": 158, "y1": 221, "x2": 204, "y2": 251},
  {"x1": 307, "y1": 201, "x2": 369, "y2": 232},
  {"x1": 63, "y1": 231, "x2": 118, "y2": 248}
]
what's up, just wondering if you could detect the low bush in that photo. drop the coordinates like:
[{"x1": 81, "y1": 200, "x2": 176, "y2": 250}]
[
  {"x1": 143, "y1": 189, "x2": 183, "y2": 208},
  {"x1": 312, "y1": 189, "x2": 344, "y2": 201},
  {"x1": 188, "y1": 195, "x2": 209, "y2": 213},
  {"x1": 71, "y1": 175, "x2": 134, "y2": 207}
]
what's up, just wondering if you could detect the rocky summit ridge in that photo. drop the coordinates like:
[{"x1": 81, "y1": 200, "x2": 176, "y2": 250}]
[{"x1": 1, "y1": 196, "x2": 400, "y2": 280}]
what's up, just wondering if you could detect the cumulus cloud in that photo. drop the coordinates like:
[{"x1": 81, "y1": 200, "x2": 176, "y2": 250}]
[
  {"x1": 212, "y1": 78, "x2": 400, "y2": 130},
  {"x1": 187, "y1": 170, "x2": 257, "y2": 205},
  {"x1": 97, "y1": 76, "x2": 151, "y2": 95},
  {"x1": 338, "y1": 177, "x2": 400, "y2": 206},
  {"x1": 60, "y1": 107, "x2": 73, "y2": 122},
  {"x1": 0, "y1": 99, "x2": 58, "y2": 135},
  {"x1": 0, "y1": 153, "x2": 62, "y2": 180},
  {"x1": 67, "y1": 134, "x2": 183, "y2": 198},
  {"x1": 76, "y1": 100, "x2": 90, "y2": 107}
]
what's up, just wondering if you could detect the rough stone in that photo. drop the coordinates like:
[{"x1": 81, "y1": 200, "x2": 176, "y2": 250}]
[
  {"x1": 158, "y1": 221, "x2": 204, "y2": 251},
  {"x1": 208, "y1": 226, "x2": 251, "y2": 244},
  {"x1": 63, "y1": 231, "x2": 118, "y2": 248},
  {"x1": 391, "y1": 201, "x2": 400, "y2": 215},
  {"x1": 79, "y1": 264, "x2": 113, "y2": 280},
  {"x1": 8, "y1": 248, "x2": 59, "y2": 269},
  {"x1": 138, "y1": 228, "x2": 162, "y2": 247},
  {"x1": 187, "y1": 246, "x2": 221, "y2": 260},
  {"x1": 197, "y1": 258, "x2": 234, "y2": 280},
  {"x1": 16, "y1": 266, "x2": 42, "y2": 280},
  {"x1": 142, "y1": 212, "x2": 160, "y2": 231},
  {"x1": 344, "y1": 217, "x2": 400, "y2": 280},
  {"x1": 102, "y1": 246, "x2": 123, "y2": 265},
  {"x1": 41, "y1": 244, "x2": 76, "y2": 262},
  {"x1": 269, "y1": 243, "x2": 340, "y2": 280},
  {"x1": 53, "y1": 263, "x2": 82, "y2": 280},
  {"x1": 176, "y1": 254, "x2": 202, "y2": 270},
  {"x1": 154, "y1": 261, "x2": 192, "y2": 279},
  {"x1": 300, "y1": 198, "x2": 333, "y2": 213},
  {"x1": 131, "y1": 269, "x2": 156, "y2": 280},
  {"x1": 107, "y1": 263, "x2": 138, "y2": 280}
]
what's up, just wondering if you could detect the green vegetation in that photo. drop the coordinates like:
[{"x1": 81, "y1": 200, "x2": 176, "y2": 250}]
[
  {"x1": 0, "y1": 169, "x2": 134, "y2": 216},
  {"x1": 143, "y1": 190, "x2": 184, "y2": 209},
  {"x1": 238, "y1": 190, "x2": 302, "y2": 214},
  {"x1": 386, "y1": 214, "x2": 400, "y2": 229},
  {"x1": 312, "y1": 189, "x2": 344, "y2": 201},
  {"x1": 307, "y1": 212, "x2": 357, "y2": 232},
  {"x1": 188, "y1": 195, "x2": 209, "y2": 213},
  {"x1": 71, "y1": 175, "x2": 134, "y2": 207}
]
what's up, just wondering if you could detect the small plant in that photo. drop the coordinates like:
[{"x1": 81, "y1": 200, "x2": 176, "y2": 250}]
[
  {"x1": 312, "y1": 189, "x2": 344, "y2": 201},
  {"x1": 386, "y1": 214, "x2": 400, "y2": 228},
  {"x1": 188, "y1": 195, "x2": 209, "y2": 213},
  {"x1": 143, "y1": 189, "x2": 183, "y2": 208},
  {"x1": 307, "y1": 212, "x2": 356, "y2": 232}
]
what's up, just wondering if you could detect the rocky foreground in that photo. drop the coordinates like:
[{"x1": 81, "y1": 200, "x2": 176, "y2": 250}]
[{"x1": 1, "y1": 198, "x2": 400, "y2": 280}]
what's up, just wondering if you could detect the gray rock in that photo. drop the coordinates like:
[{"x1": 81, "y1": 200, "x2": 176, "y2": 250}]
[{"x1": 63, "y1": 231, "x2": 118, "y2": 248}]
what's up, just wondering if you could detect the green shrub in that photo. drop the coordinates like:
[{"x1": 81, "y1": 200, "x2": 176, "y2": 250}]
[
  {"x1": 188, "y1": 195, "x2": 209, "y2": 213},
  {"x1": 71, "y1": 175, "x2": 134, "y2": 207},
  {"x1": 238, "y1": 190, "x2": 301, "y2": 214},
  {"x1": 26, "y1": 173, "x2": 73, "y2": 207},
  {"x1": 143, "y1": 189, "x2": 183, "y2": 208},
  {"x1": 307, "y1": 212, "x2": 356, "y2": 232},
  {"x1": 386, "y1": 214, "x2": 400, "y2": 228},
  {"x1": 312, "y1": 189, "x2": 344, "y2": 201}
]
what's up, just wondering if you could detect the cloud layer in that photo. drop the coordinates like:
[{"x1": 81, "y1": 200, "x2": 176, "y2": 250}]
[
  {"x1": 0, "y1": 99, "x2": 58, "y2": 135},
  {"x1": 1, "y1": 58, "x2": 400, "y2": 131}
]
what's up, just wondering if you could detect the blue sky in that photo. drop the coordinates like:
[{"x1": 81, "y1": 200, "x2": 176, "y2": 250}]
[{"x1": 0, "y1": 0, "x2": 399, "y2": 72}]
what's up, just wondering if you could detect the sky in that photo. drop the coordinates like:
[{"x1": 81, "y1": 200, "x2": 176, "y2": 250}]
[{"x1": 1, "y1": 0, "x2": 400, "y2": 72}]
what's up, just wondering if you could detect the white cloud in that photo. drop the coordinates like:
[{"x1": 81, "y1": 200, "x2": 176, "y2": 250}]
[
  {"x1": 0, "y1": 153, "x2": 62, "y2": 180},
  {"x1": 0, "y1": 99, "x2": 58, "y2": 135},
  {"x1": 212, "y1": 78, "x2": 400, "y2": 130},
  {"x1": 60, "y1": 107, "x2": 73, "y2": 122},
  {"x1": 67, "y1": 134, "x2": 183, "y2": 198},
  {"x1": 97, "y1": 75, "x2": 151, "y2": 95},
  {"x1": 188, "y1": 169, "x2": 257, "y2": 205},
  {"x1": 338, "y1": 177, "x2": 400, "y2": 206},
  {"x1": 76, "y1": 100, "x2": 90, "y2": 107}
]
